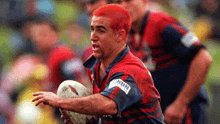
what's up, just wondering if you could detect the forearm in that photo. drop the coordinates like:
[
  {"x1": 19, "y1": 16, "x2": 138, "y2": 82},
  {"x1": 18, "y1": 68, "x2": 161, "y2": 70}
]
[
  {"x1": 174, "y1": 49, "x2": 212, "y2": 106},
  {"x1": 59, "y1": 94, "x2": 118, "y2": 115}
]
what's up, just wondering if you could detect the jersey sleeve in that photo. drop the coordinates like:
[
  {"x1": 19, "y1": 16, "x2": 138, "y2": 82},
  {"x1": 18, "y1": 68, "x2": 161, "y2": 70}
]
[
  {"x1": 161, "y1": 19, "x2": 205, "y2": 63},
  {"x1": 100, "y1": 72, "x2": 142, "y2": 115}
]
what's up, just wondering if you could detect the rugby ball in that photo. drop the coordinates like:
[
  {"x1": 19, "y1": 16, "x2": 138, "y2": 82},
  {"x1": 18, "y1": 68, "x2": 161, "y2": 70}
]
[{"x1": 57, "y1": 80, "x2": 99, "y2": 124}]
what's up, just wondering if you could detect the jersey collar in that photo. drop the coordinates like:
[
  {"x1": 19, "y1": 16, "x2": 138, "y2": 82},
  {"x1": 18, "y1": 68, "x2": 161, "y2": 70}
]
[{"x1": 84, "y1": 46, "x2": 130, "y2": 73}]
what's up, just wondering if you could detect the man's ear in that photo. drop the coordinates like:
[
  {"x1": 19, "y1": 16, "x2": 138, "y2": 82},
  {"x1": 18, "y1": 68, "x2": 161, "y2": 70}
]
[{"x1": 117, "y1": 29, "x2": 126, "y2": 42}]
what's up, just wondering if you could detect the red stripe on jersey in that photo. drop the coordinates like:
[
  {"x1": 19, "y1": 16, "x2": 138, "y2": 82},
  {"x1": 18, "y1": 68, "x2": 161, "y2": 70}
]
[
  {"x1": 109, "y1": 87, "x2": 120, "y2": 99},
  {"x1": 62, "y1": 109, "x2": 74, "y2": 124},
  {"x1": 186, "y1": 107, "x2": 192, "y2": 124},
  {"x1": 171, "y1": 23, "x2": 187, "y2": 35},
  {"x1": 126, "y1": 109, "x2": 162, "y2": 123},
  {"x1": 146, "y1": 110, "x2": 162, "y2": 119},
  {"x1": 156, "y1": 59, "x2": 178, "y2": 70},
  {"x1": 141, "y1": 101, "x2": 160, "y2": 113},
  {"x1": 153, "y1": 54, "x2": 174, "y2": 63},
  {"x1": 121, "y1": 74, "x2": 128, "y2": 81},
  {"x1": 151, "y1": 48, "x2": 165, "y2": 55},
  {"x1": 121, "y1": 102, "x2": 161, "y2": 117},
  {"x1": 122, "y1": 109, "x2": 140, "y2": 117},
  {"x1": 102, "y1": 119, "x2": 121, "y2": 124}
]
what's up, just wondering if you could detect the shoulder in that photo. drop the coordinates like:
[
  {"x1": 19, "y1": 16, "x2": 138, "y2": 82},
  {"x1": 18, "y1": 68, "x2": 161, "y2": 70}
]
[
  {"x1": 148, "y1": 11, "x2": 180, "y2": 27},
  {"x1": 111, "y1": 52, "x2": 149, "y2": 76}
]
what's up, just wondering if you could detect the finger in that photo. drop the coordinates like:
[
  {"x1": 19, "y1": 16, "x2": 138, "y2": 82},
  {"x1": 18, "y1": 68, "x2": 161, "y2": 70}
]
[
  {"x1": 61, "y1": 114, "x2": 64, "y2": 119},
  {"x1": 32, "y1": 92, "x2": 45, "y2": 96},
  {"x1": 59, "y1": 109, "x2": 66, "y2": 119},
  {"x1": 32, "y1": 95, "x2": 43, "y2": 102},
  {"x1": 59, "y1": 108, "x2": 64, "y2": 113},
  {"x1": 60, "y1": 113, "x2": 68, "y2": 120},
  {"x1": 35, "y1": 98, "x2": 47, "y2": 106},
  {"x1": 64, "y1": 119, "x2": 70, "y2": 124}
]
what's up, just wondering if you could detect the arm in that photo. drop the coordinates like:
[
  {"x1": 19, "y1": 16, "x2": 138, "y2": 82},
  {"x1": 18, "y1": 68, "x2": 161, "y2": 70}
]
[
  {"x1": 32, "y1": 92, "x2": 118, "y2": 115},
  {"x1": 60, "y1": 93, "x2": 118, "y2": 115},
  {"x1": 174, "y1": 48, "x2": 212, "y2": 107},
  {"x1": 164, "y1": 48, "x2": 212, "y2": 123}
]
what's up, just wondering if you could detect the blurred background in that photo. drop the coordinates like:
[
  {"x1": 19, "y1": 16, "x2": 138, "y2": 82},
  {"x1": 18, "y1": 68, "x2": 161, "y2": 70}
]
[{"x1": 0, "y1": 0, "x2": 219, "y2": 123}]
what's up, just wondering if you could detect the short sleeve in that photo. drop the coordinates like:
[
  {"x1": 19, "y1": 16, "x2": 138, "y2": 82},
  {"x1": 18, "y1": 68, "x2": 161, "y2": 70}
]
[
  {"x1": 161, "y1": 22, "x2": 204, "y2": 63},
  {"x1": 100, "y1": 72, "x2": 142, "y2": 115}
]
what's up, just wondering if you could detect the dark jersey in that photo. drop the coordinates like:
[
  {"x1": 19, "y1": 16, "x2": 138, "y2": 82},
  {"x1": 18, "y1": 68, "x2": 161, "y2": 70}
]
[
  {"x1": 128, "y1": 11, "x2": 209, "y2": 113},
  {"x1": 84, "y1": 46, "x2": 164, "y2": 124}
]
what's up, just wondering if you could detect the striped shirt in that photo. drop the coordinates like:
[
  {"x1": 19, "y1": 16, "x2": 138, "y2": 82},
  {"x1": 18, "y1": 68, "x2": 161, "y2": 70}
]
[{"x1": 84, "y1": 46, "x2": 164, "y2": 124}]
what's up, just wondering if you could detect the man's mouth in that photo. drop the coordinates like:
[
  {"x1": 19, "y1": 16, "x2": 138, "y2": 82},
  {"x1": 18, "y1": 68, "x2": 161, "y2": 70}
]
[{"x1": 92, "y1": 44, "x2": 100, "y2": 51}]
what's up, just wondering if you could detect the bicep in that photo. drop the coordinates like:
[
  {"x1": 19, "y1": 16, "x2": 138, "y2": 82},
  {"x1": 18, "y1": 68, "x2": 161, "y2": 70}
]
[{"x1": 190, "y1": 48, "x2": 212, "y2": 69}]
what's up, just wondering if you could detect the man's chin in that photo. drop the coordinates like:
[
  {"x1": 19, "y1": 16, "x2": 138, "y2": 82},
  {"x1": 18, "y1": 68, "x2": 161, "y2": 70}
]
[{"x1": 93, "y1": 53, "x2": 102, "y2": 59}]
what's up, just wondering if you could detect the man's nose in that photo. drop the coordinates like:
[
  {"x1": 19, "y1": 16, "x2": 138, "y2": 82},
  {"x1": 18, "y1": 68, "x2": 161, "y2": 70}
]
[{"x1": 90, "y1": 31, "x2": 97, "y2": 42}]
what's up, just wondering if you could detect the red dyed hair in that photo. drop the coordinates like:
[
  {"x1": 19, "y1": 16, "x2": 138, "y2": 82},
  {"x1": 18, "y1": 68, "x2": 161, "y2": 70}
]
[{"x1": 93, "y1": 4, "x2": 131, "y2": 37}]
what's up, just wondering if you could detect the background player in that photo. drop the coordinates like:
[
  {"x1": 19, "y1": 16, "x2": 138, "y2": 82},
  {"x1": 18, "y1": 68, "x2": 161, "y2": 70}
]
[
  {"x1": 115, "y1": 0, "x2": 213, "y2": 123},
  {"x1": 28, "y1": 18, "x2": 87, "y2": 121},
  {"x1": 29, "y1": 18, "x2": 86, "y2": 92},
  {"x1": 32, "y1": 4, "x2": 164, "y2": 123}
]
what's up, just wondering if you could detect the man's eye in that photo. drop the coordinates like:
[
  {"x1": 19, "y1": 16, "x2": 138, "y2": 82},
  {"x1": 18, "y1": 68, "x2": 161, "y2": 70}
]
[{"x1": 98, "y1": 30, "x2": 105, "y2": 33}]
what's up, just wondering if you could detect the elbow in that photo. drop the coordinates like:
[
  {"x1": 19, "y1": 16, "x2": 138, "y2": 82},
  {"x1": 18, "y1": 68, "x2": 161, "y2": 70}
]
[
  {"x1": 204, "y1": 52, "x2": 213, "y2": 69},
  {"x1": 199, "y1": 49, "x2": 213, "y2": 69},
  {"x1": 100, "y1": 101, "x2": 118, "y2": 115}
]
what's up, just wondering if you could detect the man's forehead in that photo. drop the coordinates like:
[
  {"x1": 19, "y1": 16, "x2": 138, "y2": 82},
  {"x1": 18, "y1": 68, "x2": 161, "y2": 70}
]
[
  {"x1": 91, "y1": 16, "x2": 111, "y2": 27},
  {"x1": 92, "y1": 16, "x2": 110, "y2": 22}
]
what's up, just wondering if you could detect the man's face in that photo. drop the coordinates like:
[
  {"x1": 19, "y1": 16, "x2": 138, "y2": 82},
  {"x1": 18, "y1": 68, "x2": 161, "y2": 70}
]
[
  {"x1": 90, "y1": 16, "x2": 118, "y2": 60},
  {"x1": 30, "y1": 23, "x2": 58, "y2": 52},
  {"x1": 115, "y1": 0, "x2": 146, "y2": 23},
  {"x1": 86, "y1": 0, "x2": 108, "y2": 21}
]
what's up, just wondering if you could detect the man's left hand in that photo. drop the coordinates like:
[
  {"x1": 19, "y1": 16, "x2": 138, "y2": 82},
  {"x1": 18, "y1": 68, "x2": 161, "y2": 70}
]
[
  {"x1": 32, "y1": 92, "x2": 61, "y2": 108},
  {"x1": 163, "y1": 101, "x2": 187, "y2": 124}
]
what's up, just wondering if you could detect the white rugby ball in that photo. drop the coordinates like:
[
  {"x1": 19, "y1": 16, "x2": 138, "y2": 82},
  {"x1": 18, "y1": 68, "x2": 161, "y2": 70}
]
[{"x1": 57, "y1": 80, "x2": 99, "y2": 124}]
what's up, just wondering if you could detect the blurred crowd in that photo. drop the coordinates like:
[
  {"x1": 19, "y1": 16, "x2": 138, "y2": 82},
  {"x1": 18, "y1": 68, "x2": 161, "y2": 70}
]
[{"x1": 0, "y1": 0, "x2": 219, "y2": 124}]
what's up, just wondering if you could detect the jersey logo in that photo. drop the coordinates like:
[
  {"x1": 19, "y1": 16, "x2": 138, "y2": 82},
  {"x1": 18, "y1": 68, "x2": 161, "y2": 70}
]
[
  {"x1": 109, "y1": 79, "x2": 131, "y2": 94},
  {"x1": 181, "y1": 32, "x2": 200, "y2": 47}
]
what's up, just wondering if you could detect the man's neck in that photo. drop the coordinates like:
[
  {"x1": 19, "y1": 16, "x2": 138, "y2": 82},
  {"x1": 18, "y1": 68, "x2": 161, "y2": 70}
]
[
  {"x1": 131, "y1": 10, "x2": 147, "y2": 34},
  {"x1": 100, "y1": 44, "x2": 126, "y2": 71}
]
